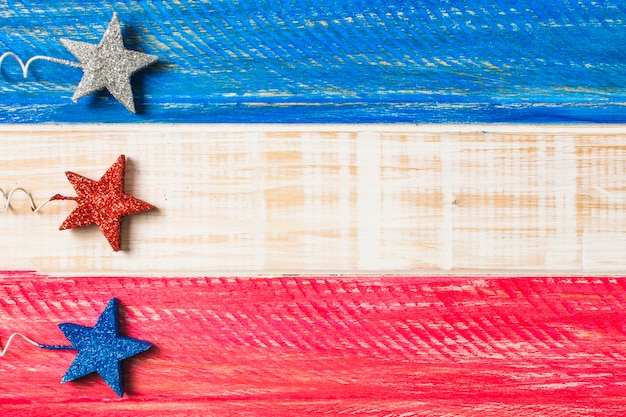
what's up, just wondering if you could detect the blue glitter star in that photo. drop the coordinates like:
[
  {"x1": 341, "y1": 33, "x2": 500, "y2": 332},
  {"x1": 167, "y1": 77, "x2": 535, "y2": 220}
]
[{"x1": 56, "y1": 298, "x2": 152, "y2": 397}]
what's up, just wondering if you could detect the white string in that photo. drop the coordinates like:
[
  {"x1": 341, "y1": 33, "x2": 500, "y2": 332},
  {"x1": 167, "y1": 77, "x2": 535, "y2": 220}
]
[
  {"x1": 0, "y1": 187, "x2": 53, "y2": 212},
  {"x1": 0, "y1": 333, "x2": 41, "y2": 357},
  {"x1": 0, "y1": 52, "x2": 81, "y2": 78}
]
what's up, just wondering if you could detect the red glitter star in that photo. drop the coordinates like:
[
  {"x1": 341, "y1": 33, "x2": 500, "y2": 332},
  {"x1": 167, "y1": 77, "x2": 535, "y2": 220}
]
[{"x1": 52, "y1": 155, "x2": 154, "y2": 251}]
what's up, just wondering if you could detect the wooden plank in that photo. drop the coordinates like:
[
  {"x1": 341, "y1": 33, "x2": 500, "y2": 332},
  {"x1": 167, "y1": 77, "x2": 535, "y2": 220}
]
[
  {"x1": 1, "y1": 125, "x2": 626, "y2": 274},
  {"x1": 1, "y1": 1, "x2": 626, "y2": 122},
  {"x1": 1, "y1": 273, "x2": 626, "y2": 416}
]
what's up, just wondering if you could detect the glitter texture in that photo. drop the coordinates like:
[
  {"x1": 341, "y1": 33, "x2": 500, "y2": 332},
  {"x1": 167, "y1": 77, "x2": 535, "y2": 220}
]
[
  {"x1": 53, "y1": 155, "x2": 154, "y2": 251},
  {"x1": 61, "y1": 13, "x2": 158, "y2": 113},
  {"x1": 57, "y1": 298, "x2": 152, "y2": 397}
]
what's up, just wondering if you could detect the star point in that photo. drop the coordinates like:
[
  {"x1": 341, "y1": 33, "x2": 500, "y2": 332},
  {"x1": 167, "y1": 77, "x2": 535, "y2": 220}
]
[
  {"x1": 59, "y1": 298, "x2": 152, "y2": 397},
  {"x1": 61, "y1": 13, "x2": 158, "y2": 113},
  {"x1": 55, "y1": 155, "x2": 154, "y2": 251}
]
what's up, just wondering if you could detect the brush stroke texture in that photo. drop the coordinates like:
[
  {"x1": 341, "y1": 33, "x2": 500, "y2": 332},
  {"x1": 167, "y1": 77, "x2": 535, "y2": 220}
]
[
  {"x1": 0, "y1": 0, "x2": 625, "y2": 122},
  {"x1": 1, "y1": 272, "x2": 626, "y2": 415}
]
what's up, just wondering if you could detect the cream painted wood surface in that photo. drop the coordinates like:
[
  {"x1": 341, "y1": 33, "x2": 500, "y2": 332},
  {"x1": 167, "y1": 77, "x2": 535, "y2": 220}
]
[{"x1": 1, "y1": 124, "x2": 625, "y2": 275}]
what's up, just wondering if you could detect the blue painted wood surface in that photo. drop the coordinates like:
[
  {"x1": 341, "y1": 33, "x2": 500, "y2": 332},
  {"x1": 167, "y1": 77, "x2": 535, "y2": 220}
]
[{"x1": 0, "y1": 0, "x2": 624, "y2": 123}]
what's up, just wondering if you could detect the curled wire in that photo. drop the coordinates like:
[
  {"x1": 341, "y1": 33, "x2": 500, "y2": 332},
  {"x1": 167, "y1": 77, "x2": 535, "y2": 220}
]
[
  {"x1": 0, "y1": 52, "x2": 80, "y2": 78},
  {"x1": 0, "y1": 187, "x2": 53, "y2": 212},
  {"x1": 0, "y1": 333, "x2": 41, "y2": 357}
]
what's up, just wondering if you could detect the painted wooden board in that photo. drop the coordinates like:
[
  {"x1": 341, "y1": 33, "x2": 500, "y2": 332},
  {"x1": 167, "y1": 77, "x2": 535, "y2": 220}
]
[
  {"x1": 1, "y1": 272, "x2": 626, "y2": 416},
  {"x1": 2, "y1": 125, "x2": 626, "y2": 274},
  {"x1": 2, "y1": 1, "x2": 625, "y2": 414},
  {"x1": 1, "y1": 0, "x2": 626, "y2": 122}
]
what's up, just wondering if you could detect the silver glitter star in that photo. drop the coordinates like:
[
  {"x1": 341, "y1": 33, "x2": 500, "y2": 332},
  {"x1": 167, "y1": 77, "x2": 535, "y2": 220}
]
[{"x1": 61, "y1": 13, "x2": 158, "y2": 113}]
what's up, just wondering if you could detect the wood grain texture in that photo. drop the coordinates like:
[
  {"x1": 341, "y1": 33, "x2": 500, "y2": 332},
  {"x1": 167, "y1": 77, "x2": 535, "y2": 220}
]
[
  {"x1": 1, "y1": 125, "x2": 626, "y2": 274},
  {"x1": 1, "y1": 0, "x2": 626, "y2": 122},
  {"x1": 1, "y1": 272, "x2": 626, "y2": 416}
]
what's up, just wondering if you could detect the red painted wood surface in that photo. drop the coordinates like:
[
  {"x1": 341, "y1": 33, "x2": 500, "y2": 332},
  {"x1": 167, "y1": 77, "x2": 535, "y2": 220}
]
[{"x1": 1, "y1": 272, "x2": 626, "y2": 416}]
